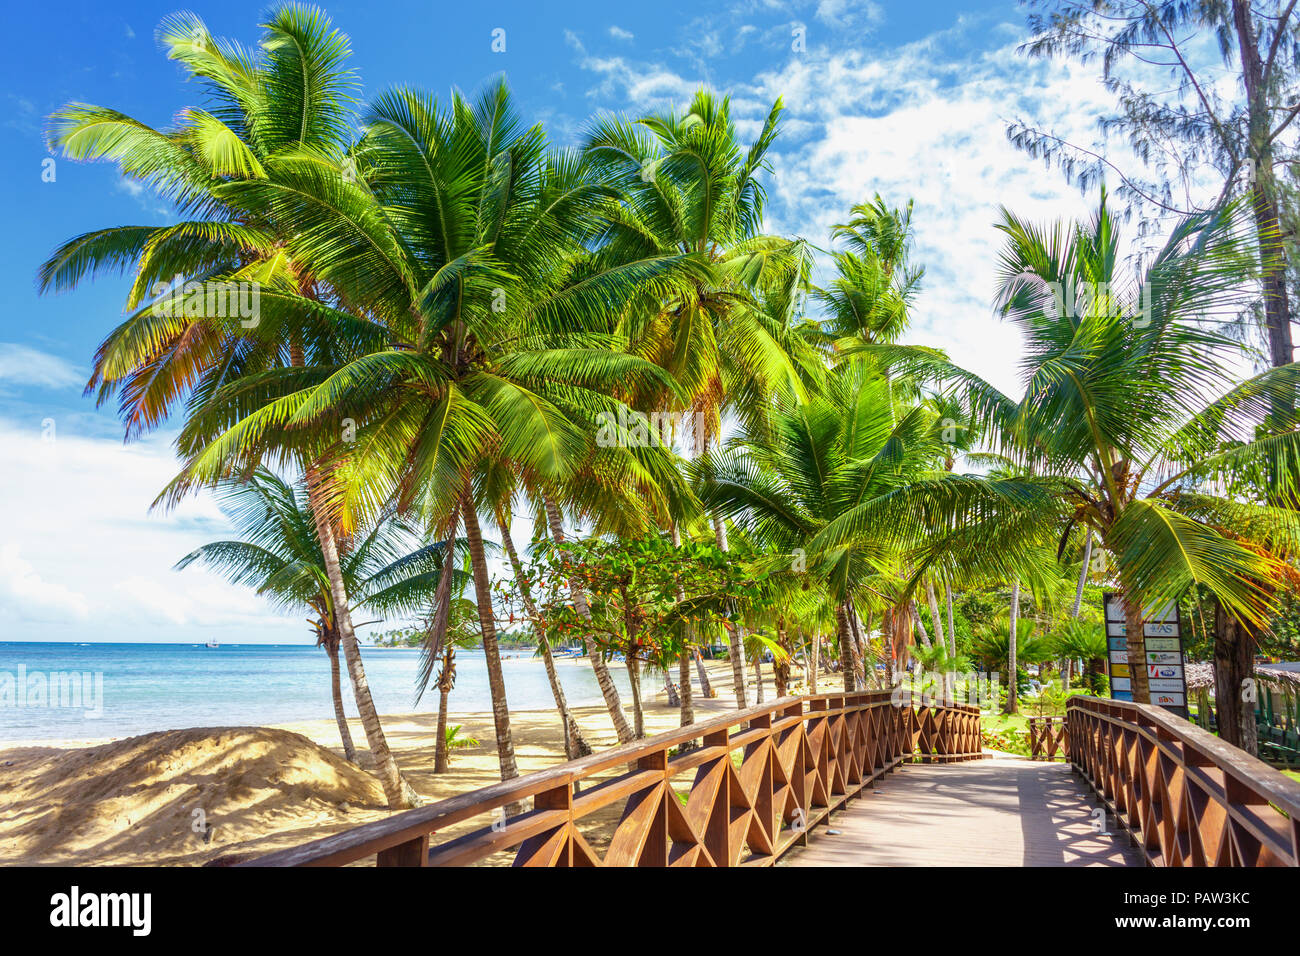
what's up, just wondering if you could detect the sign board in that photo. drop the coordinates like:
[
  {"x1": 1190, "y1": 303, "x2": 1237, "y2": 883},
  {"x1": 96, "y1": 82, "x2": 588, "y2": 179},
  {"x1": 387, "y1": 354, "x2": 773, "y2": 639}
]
[{"x1": 1102, "y1": 592, "x2": 1189, "y2": 718}]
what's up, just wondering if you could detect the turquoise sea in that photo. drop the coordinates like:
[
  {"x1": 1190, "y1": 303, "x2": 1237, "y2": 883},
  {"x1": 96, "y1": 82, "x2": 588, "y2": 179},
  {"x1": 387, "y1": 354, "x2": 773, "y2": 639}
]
[{"x1": 0, "y1": 642, "x2": 642, "y2": 742}]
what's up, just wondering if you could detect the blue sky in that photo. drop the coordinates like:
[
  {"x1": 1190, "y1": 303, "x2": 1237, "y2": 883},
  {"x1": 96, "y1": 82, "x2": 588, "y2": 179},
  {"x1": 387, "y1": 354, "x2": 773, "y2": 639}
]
[{"x1": 0, "y1": 0, "x2": 1130, "y2": 642}]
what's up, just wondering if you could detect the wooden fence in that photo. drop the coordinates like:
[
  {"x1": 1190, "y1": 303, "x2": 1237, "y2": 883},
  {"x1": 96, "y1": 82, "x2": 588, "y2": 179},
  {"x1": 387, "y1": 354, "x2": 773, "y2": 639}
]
[
  {"x1": 245, "y1": 691, "x2": 983, "y2": 867},
  {"x1": 1067, "y1": 696, "x2": 1300, "y2": 867},
  {"x1": 1027, "y1": 716, "x2": 1068, "y2": 761}
]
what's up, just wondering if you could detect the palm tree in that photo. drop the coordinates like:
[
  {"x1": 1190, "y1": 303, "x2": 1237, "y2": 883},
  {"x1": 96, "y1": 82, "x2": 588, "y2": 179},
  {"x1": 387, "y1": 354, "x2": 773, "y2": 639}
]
[
  {"x1": 695, "y1": 358, "x2": 951, "y2": 692},
  {"x1": 817, "y1": 195, "x2": 1300, "y2": 720},
  {"x1": 175, "y1": 467, "x2": 464, "y2": 773},
  {"x1": 165, "y1": 79, "x2": 694, "y2": 774},
  {"x1": 584, "y1": 90, "x2": 818, "y2": 707},
  {"x1": 816, "y1": 195, "x2": 923, "y2": 349},
  {"x1": 429, "y1": 598, "x2": 481, "y2": 774},
  {"x1": 439, "y1": 725, "x2": 480, "y2": 767},
  {"x1": 41, "y1": 7, "x2": 421, "y2": 809},
  {"x1": 1052, "y1": 618, "x2": 1107, "y2": 693},
  {"x1": 985, "y1": 194, "x2": 1300, "y2": 704}
]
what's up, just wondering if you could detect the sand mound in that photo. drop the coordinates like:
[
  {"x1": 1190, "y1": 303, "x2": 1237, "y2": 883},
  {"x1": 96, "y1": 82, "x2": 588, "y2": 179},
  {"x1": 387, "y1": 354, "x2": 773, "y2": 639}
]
[{"x1": 0, "y1": 727, "x2": 388, "y2": 866}]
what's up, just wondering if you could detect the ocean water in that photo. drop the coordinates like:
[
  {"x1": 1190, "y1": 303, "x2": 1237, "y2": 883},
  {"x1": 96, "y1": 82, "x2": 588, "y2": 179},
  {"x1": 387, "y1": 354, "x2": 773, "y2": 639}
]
[{"x1": 0, "y1": 642, "x2": 644, "y2": 743}]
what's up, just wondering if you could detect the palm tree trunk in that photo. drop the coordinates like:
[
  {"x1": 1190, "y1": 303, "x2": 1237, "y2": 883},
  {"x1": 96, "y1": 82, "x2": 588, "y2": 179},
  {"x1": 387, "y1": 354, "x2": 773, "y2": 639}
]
[
  {"x1": 325, "y1": 634, "x2": 357, "y2": 763},
  {"x1": 774, "y1": 620, "x2": 790, "y2": 698},
  {"x1": 1120, "y1": 588, "x2": 1149, "y2": 706},
  {"x1": 693, "y1": 647, "x2": 714, "y2": 698},
  {"x1": 753, "y1": 653, "x2": 765, "y2": 704},
  {"x1": 1072, "y1": 530, "x2": 1093, "y2": 618},
  {"x1": 945, "y1": 578, "x2": 958, "y2": 699},
  {"x1": 663, "y1": 670, "x2": 680, "y2": 707},
  {"x1": 912, "y1": 600, "x2": 933, "y2": 649},
  {"x1": 945, "y1": 577, "x2": 956, "y2": 658},
  {"x1": 669, "y1": 525, "x2": 714, "y2": 700},
  {"x1": 542, "y1": 495, "x2": 634, "y2": 743},
  {"x1": 434, "y1": 664, "x2": 451, "y2": 774},
  {"x1": 1065, "y1": 529, "x2": 1093, "y2": 691},
  {"x1": 626, "y1": 658, "x2": 644, "y2": 738},
  {"x1": 728, "y1": 629, "x2": 749, "y2": 707},
  {"x1": 848, "y1": 604, "x2": 869, "y2": 684},
  {"x1": 1214, "y1": 597, "x2": 1259, "y2": 755},
  {"x1": 836, "y1": 603, "x2": 857, "y2": 693},
  {"x1": 1197, "y1": 686, "x2": 1213, "y2": 730},
  {"x1": 712, "y1": 514, "x2": 749, "y2": 708},
  {"x1": 424, "y1": 518, "x2": 461, "y2": 672},
  {"x1": 926, "y1": 582, "x2": 948, "y2": 698},
  {"x1": 461, "y1": 497, "x2": 519, "y2": 783},
  {"x1": 624, "y1": 629, "x2": 645, "y2": 739},
  {"x1": 883, "y1": 607, "x2": 897, "y2": 686},
  {"x1": 808, "y1": 631, "x2": 820, "y2": 694},
  {"x1": 1004, "y1": 578, "x2": 1020, "y2": 714},
  {"x1": 927, "y1": 580, "x2": 946, "y2": 654},
  {"x1": 678, "y1": 643, "x2": 695, "y2": 727},
  {"x1": 304, "y1": 465, "x2": 414, "y2": 809},
  {"x1": 666, "y1": 522, "x2": 691, "y2": 727},
  {"x1": 498, "y1": 514, "x2": 591, "y2": 759},
  {"x1": 1231, "y1": 0, "x2": 1295, "y2": 378}
]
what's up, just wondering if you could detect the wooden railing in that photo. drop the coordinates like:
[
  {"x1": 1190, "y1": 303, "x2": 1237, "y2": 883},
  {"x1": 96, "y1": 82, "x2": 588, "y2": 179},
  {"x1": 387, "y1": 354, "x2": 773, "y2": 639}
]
[
  {"x1": 1067, "y1": 696, "x2": 1300, "y2": 867},
  {"x1": 245, "y1": 691, "x2": 983, "y2": 867},
  {"x1": 1027, "y1": 716, "x2": 1068, "y2": 761}
]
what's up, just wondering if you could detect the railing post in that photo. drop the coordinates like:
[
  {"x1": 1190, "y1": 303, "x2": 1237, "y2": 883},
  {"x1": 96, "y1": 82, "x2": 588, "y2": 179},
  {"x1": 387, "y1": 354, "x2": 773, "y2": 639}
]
[
  {"x1": 514, "y1": 780, "x2": 573, "y2": 867},
  {"x1": 702, "y1": 723, "x2": 732, "y2": 866},
  {"x1": 376, "y1": 833, "x2": 429, "y2": 867}
]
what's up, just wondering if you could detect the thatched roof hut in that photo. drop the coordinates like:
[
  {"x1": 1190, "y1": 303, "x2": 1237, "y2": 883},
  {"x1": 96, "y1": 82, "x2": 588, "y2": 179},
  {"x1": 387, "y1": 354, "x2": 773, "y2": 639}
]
[{"x1": 1184, "y1": 661, "x2": 1300, "y2": 692}]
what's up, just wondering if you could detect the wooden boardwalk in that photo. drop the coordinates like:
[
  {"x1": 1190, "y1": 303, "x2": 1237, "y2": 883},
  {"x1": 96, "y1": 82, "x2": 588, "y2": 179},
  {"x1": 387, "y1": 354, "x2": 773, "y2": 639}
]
[{"x1": 785, "y1": 757, "x2": 1143, "y2": 867}]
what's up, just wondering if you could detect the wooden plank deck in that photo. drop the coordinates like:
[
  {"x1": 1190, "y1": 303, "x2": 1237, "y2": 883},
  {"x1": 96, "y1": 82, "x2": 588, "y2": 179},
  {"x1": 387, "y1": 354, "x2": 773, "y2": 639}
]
[{"x1": 784, "y1": 757, "x2": 1143, "y2": 867}]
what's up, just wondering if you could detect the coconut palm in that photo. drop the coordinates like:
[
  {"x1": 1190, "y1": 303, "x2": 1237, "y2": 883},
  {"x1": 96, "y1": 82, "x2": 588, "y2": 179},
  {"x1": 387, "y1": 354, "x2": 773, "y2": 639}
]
[
  {"x1": 175, "y1": 467, "x2": 467, "y2": 768},
  {"x1": 984, "y1": 194, "x2": 1300, "y2": 703},
  {"x1": 429, "y1": 599, "x2": 481, "y2": 773},
  {"x1": 818, "y1": 195, "x2": 1300, "y2": 710},
  {"x1": 816, "y1": 195, "x2": 924, "y2": 350},
  {"x1": 161, "y1": 78, "x2": 696, "y2": 775},
  {"x1": 1052, "y1": 618, "x2": 1107, "y2": 692},
  {"x1": 695, "y1": 357, "x2": 956, "y2": 692},
  {"x1": 583, "y1": 90, "x2": 820, "y2": 706},
  {"x1": 39, "y1": 7, "x2": 426, "y2": 808}
]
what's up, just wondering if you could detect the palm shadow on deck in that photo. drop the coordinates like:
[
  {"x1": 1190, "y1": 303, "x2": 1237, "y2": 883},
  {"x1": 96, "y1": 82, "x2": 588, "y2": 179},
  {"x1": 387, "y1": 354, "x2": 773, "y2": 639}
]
[{"x1": 784, "y1": 758, "x2": 1142, "y2": 867}]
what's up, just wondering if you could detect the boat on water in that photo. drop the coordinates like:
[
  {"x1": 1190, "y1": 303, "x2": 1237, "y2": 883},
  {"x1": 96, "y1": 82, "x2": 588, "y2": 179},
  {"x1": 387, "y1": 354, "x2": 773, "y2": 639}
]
[{"x1": 204, "y1": 640, "x2": 220, "y2": 649}]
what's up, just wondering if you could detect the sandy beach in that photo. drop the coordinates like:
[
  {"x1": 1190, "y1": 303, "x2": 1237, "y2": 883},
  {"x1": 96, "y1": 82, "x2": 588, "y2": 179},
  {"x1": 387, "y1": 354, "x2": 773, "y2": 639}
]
[{"x1": 0, "y1": 657, "x2": 810, "y2": 866}]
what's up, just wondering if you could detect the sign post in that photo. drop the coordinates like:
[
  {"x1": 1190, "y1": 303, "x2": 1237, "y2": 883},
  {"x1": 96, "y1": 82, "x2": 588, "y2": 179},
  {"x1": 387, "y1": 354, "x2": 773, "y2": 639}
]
[{"x1": 1102, "y1": 592, "x2": 1189, "y2": 719}]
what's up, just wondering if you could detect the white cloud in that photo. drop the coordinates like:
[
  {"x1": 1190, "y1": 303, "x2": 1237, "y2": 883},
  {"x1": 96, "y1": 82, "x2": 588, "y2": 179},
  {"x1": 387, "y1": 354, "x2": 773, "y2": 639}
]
[
  {"x1": 0, "y1": 543, "x2": 90, "y2": 621},
  {"x1": 113, "y1": 175, "x2": 171, "y2": 217},
  {"x1": 0, "y1": 344, "x2": 82, "y2": 390},
  {"x1": 562, "y1": 15, "x2": 1182, "y2": 399},
  {"x1": 815, "y1": 0, "x2": 884, "y2": 30},
  {"x1": 0, "y1": 419, "x2": 300, "y2": 642},
  {"x1": 609, "y1": 25, "x2": 634, "y2": 41},
  {"x1": 115, "y1": 177, "x2": 145, "y2": 198},
  {"x1": 563, "y1": 29, "x2": 586, "y2": 56}
]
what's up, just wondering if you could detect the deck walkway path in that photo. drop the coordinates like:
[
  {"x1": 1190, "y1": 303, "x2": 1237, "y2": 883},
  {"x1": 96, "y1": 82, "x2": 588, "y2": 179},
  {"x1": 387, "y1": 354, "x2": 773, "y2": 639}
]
[{"x1": 785, "y1": 757, "x2": 1142, "y2": 867}]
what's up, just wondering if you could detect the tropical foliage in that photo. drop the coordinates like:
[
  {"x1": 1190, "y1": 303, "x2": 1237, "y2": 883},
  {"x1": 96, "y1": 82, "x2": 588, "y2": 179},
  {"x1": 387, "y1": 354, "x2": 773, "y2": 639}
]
[{"x1": 43, "y1": 4, "x2": 1300, "y2": 805}]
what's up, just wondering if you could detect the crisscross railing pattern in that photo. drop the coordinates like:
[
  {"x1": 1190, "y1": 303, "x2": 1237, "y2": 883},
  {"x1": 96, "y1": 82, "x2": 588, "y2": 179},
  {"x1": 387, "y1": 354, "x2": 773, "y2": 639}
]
[
  {"x1": 247, "y1": 691, "x2": 983, "y2": 867},
  {"x1": 1067, "y1": 696, "x2": 1300, "y2": 867},
  {"x1": 1028, "y1": 716, "x2": 1068, "y2": 760}
]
